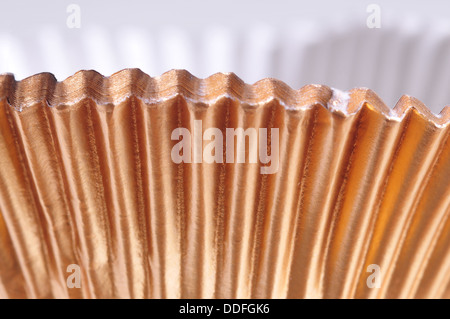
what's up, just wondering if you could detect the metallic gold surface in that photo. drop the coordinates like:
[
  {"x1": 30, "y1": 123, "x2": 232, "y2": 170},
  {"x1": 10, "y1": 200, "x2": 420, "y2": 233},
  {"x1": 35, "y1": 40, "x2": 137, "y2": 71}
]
[{"x1": 0, "y1": 69, "x2": 448, "y2": 298}]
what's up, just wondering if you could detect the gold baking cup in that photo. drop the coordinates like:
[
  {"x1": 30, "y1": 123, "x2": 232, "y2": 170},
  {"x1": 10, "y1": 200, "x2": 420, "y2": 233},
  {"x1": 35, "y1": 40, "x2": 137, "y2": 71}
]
[{"x1": 0, "y1": 69, "x2": 448, "y2": 299}]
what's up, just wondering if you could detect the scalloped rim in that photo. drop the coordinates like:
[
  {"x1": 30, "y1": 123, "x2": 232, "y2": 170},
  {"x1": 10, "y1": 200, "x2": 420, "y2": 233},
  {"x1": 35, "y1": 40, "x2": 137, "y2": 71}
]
[{"x1": 0, "y1": 68, "x2": 449, "y2": 127}]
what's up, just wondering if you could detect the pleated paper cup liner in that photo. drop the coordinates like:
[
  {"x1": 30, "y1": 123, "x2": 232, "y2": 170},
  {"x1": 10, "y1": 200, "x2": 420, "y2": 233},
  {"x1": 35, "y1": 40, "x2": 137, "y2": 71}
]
[{"x1": 0, "y1": 69, "x2": 448, "y2": 298}]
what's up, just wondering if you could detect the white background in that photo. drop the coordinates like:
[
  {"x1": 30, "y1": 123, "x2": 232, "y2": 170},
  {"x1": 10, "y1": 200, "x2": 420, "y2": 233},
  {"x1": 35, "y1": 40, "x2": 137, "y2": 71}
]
[{"x1": 1, "y1": 0, "x2": 450, "y2": 113}]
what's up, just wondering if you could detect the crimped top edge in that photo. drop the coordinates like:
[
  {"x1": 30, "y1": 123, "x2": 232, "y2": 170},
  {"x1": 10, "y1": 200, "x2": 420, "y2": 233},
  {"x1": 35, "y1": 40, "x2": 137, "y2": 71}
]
[{"x1": 0, "y1": 68, "x2": 449, "y2": 126}]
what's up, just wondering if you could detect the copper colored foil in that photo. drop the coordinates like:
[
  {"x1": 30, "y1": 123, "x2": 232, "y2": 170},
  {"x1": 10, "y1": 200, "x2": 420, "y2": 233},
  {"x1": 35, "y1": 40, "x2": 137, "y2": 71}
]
[{"x1": 0, "y1": 69, "x2": 448, "y2": 299}]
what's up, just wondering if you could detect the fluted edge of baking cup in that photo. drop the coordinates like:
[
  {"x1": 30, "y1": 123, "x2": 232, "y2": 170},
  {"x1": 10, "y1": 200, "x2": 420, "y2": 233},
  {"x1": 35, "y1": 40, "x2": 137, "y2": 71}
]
[
  {"x1": 0, "y1": 69, "x2": 448, "y2": 299},
  {"x1": 1, "y1": 68, "x2": 449, "y2": 125}
]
